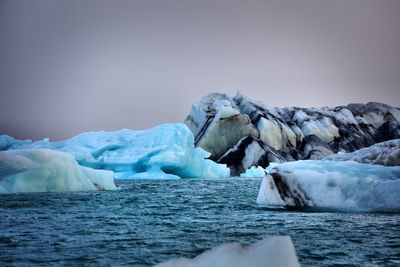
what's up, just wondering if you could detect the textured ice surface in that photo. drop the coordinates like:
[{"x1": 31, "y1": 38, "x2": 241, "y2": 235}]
[
  {"x1": 325, "y1": 139, "x2": 400, "y2": 166},
  {"x1": 184, "y1": 93, "x2": 259, "y2": 160},
  {"x1": 257, "y1": 160, "x2": 400, "y2": 212},
  {"x1": 0, "y1": 124, "x2": 230, "y2": 179},
  {"x1": 156, "y1": 236, "x2": 300, "y2": 267},
  {"x1": 0, "y1": 149, "x2": 116, "y2": 194},
  {"x1": 240, "y1": 166, "x2": 266, "y2": 178},
  {"x1": 186, "y1": 92, "x2": 400, "y2": 172}
]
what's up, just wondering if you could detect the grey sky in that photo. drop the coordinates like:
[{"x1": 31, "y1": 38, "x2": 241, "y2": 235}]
[{"x1": 1, "y1": 0, "x2": 399, "y2": 140}]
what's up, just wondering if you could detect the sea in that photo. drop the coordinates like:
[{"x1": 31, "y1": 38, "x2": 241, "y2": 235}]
[{"x1": 1, "y1": 178, "x2": 399, "y2": 266}]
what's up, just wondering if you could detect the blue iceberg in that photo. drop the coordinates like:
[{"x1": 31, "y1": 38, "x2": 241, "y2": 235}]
[{"x1": 1, "y1": 123, "x2": 230, "y2": 180}]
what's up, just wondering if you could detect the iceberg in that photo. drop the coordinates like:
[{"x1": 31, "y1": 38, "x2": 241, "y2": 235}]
[
  {"x1": 0, "y1": 149, "x2": 116, "y2": 194},
  {"x1": 0, "y1": 123, "x2": 230, "y2": 179},
  {"x1": 257, "y1": 160, "x2": 400, "y2": 212},
  {"x1": 185, "y1": 92, "x2": 400, "y2": 173},
  {"x1": 156, "y1": 236, "x2": 300, "y2": 267}
]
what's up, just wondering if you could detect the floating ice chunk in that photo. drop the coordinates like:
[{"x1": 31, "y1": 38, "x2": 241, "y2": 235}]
[
  {"x1": 0, "y1": 149, "x2": 116, "y2": 194},
  {"x1": 156, "y1": 236, "x2": 300, "y2": 267},
  {"x1": 0, "y1": 124, "x2": 230, "y2": 179},
  {"x1": 257, "y1": 160, "x2": 400, "y2": 212},
  {"x1": 240, "y1": 166, "x2": 266, "y2": 178}
]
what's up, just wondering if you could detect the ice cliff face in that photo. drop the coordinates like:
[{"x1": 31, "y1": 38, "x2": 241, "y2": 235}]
[{"x1": 185, "y1": 92, "x2": 400, "y2": 175}]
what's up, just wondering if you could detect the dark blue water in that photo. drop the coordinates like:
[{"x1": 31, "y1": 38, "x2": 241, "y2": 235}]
[{"x1": 1, "y1": 178, "x2": 399, "y2": 266}]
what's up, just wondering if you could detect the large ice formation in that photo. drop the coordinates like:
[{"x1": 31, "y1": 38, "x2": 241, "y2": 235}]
[
  {"x1": 324, "y1": 139, "x2": 400, "y2": 166},
  {"x1": 0, "y1": 124, "x2": 230, "y2": 179},
  {"x1": 185, "y1": 92, "x2": 400, "y2": 173},
  {"x1": 0, "y1": 149, "x2": 116, "y2": 194},
  {"x1": 257, "y1": 160, "x2": 400, "y2": 212},
  {"x1": 156, "y1": 236, "x2": 300, "y2": 267}
]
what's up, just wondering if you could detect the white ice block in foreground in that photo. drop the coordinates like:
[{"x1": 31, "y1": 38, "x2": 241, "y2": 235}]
[{"x1": 156, "y1": 236, "x2": 300, "y2": 267}]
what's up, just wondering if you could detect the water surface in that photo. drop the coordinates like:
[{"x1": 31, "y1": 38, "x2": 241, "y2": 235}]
[{"x1": 1, "y1": 178, "x2": 399, "y2": 266}]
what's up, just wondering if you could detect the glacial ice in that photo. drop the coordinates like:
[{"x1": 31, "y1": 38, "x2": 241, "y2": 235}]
[
  {"x1": 186, "y1": 92, "x2": 400, "y2": 173},
  {"x1": 325, "y1": 139, "x2": 400, "y2": 166},
  {"x1": 257, "y1": 160, "x2": 400, "y2": 212},
  {"x1": 300, "y1": 135, "x2": 335, "y2": 160},
  {"x1": 0, "y1": 149, "x2": 116, "y2": 194},
  {"x1": 293, "y1": 110, "x2": 340, "y2": 143},
  {"x1": 0, "y1": 124, "x2": 230, "y2": 179},
  {"x1": 156, "y1": 236, "x2": 300, "y2": 267},
  {"x1": 185, "y1": 93, "x2": 259, "y2": 160},
  {"x1": 240, "y1": 166, "x2": 266, "y2": 178}
]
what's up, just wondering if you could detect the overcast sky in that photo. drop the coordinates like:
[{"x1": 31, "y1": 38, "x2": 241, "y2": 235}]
[{"x1": 1, "y1": 0, "x2": 399, "y2": 140}]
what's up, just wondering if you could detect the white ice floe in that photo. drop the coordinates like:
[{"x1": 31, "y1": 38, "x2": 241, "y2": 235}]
[
  {"x1": 0, "y1": 149, "x2": 116, "y2": 194},
  {"x1": 257, "y1": 160, "x2": 400, "y2": 212},
  {"x1": 0, "y1": 123, "x2": 230, "y2": 179},
  {"x1": 156, "y1": 236, "x2": 300, "y2": 267},
  {"x1": 324, "y1": 139, "x2": 400, "y2": 166}
]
